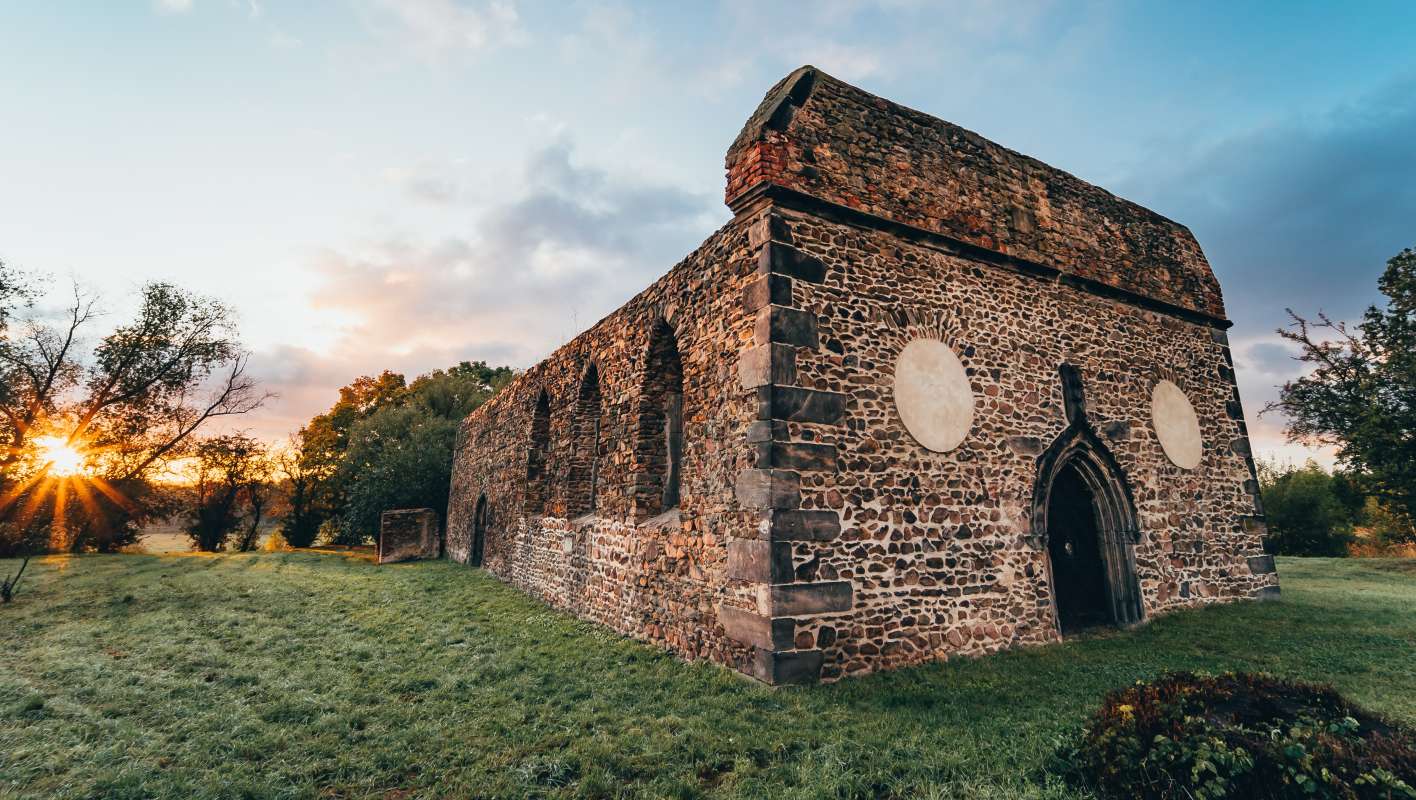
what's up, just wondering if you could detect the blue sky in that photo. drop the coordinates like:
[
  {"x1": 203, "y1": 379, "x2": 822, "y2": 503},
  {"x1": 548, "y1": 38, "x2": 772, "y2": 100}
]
[{"x1": 2, "y1": 1, "x2": 1414, "y2": 464}]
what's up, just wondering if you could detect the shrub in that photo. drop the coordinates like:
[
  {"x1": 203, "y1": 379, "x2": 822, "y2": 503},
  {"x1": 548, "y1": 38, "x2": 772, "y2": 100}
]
[
  {"x1": 1260, "y1": 461, "x2": 1357, "y2": 556},
  {"x1": 1063, "y1": 672, "x2": 1416, "y2": 799}
]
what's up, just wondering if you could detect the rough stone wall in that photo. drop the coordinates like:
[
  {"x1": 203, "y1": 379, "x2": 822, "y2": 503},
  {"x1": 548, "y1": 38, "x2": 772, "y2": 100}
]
[
  {"x1": 445, "y1": 218, "x2": 770, "y2": 672},
  {"x1": 756, "y1": 206, "x2": 1276, "y2": 681},
  {"x1": 446, "y1": 65, "x2": 1275, "y2": 684},
  {"x1": 726, "y1": 67, "x2": 1225, "y2": 319},
  {"x1": 378, "y1": 508, "x2": 439, "y2": 564}
]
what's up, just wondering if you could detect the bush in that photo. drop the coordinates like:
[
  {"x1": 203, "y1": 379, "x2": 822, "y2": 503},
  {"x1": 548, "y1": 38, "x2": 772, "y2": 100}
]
[
  {"x1": 1260, "y1": 461, "x2": 1357, "y2": 556},
  {"x1": 1062, "y1": 672, "x2": 1416, "y2": 799}
]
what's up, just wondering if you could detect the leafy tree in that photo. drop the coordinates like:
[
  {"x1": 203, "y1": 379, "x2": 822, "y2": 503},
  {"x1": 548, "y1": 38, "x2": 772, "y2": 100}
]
[
  {"x1": 0, "y1": 278, "x2": 265, "y2": 553},
  {"x1": 185, "y1": 434, "x2": 270, "y2": 552},
  {"x1": 273, "y1": 435, "x2": 328, "y2": 548},
  {"x1": 1258, "y1": 460, "x2": 1356, "y2": 556},
  {"x1": 319, "y1": 361, "x2": 514, "y2": 543},
  {"x1": 1267, "y1": 247, "x2": 1416, "y2": 543},
  {"x1": 281, "y1": 371, "x2": 407, "y2": 544}
]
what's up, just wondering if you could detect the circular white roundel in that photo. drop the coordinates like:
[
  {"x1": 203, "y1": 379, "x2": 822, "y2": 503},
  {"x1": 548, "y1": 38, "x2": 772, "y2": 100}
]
[
  {"x1": 893, "y1": 339, "x2": 975, "y2": 452},
  {"x1": 1151, "y1": 380, "x2": 1202, "y2": 469}
]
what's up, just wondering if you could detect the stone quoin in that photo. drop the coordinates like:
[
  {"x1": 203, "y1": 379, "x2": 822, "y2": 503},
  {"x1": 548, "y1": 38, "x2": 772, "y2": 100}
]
[{"x1": 444, "y1": 66, "x2": 1277, "y2": 685}]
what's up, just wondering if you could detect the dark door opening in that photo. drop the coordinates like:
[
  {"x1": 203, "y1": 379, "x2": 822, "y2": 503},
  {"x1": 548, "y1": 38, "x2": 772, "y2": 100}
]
[
  {"x1": 471, "y1": 494, "x2": 487, "y2": 567},
  {"x1": 1046, "y1": 464, "x2": 1112, "y2": 634}
]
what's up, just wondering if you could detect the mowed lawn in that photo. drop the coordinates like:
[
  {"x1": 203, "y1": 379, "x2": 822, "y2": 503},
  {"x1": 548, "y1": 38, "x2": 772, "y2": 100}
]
[{"x1": 2, "y1": 555, "x2": 1414, "y2": 800}]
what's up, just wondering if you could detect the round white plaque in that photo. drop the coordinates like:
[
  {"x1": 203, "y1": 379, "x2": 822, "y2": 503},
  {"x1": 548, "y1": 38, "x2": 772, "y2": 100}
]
[
  {"x1": 1151, "y1": 380, "x2": 1202, "y2": 469},
  {"x1": 893, "y1": 339, "x2": 974, "y2": 452}
]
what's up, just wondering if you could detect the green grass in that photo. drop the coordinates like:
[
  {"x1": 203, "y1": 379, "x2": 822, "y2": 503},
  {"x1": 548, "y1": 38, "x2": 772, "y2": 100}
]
[{"x1": 2, "y1": 555, "x2": 1413, "y2": 800}]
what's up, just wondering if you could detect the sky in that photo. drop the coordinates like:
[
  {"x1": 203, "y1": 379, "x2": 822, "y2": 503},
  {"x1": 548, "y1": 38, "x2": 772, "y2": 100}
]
[{"x1": 2, "y1": 0, "x2": 1414, "y2": 467}]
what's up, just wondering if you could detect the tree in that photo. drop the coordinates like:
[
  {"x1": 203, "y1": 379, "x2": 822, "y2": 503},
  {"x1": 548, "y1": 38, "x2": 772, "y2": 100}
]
[
  {"x1": 292, "y1": 361, "x2": 514, "y2": 544},
  {"x1": 1258, "y1": 460, "x2": 1356, "y2": 556},
  {"x1": 273, "y1": 435, "x2": 329, "y2": 548},
  {"x1": 185, "y1": 434, "x2": 269, "y2": 552},
  {"x1": 0, "y1": 278, "x2": 266, "y2": 553},
  {"x1": 1267, "y1": 247, "x2": 1416, "y2": 544}
]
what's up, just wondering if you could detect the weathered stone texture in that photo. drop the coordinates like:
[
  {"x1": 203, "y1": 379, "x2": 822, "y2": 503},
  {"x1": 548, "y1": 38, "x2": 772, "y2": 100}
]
[
  {"x1": 445, "y1": 65, "x2": 1275, "y2": 685},
  {"x1": 378, "y1": 508, "x2": 440, "y2": 564},
  {"x1": 726, "y1": 66, "x2": 1225, "y2": 319}
]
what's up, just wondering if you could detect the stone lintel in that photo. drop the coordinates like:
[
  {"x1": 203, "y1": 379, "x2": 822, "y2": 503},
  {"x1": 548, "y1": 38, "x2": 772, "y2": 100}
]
[
  {"x1": 751, "y1": 647, "x2": 824, "y2": 686},
  {"x1": 753, "y1": 441, "x2": 838, "y2": 472},
  {"x1": 755, "y1": 304, "x2": 818, "y2": 348},
  {"x1": 758, "y1": 580, "x2": 853, "y2": 616},
  {"x1": 743, "y1": 273, "x2": 794, "y2": 313},
  {"x1": 719, "y1": 604, "x2": 797, "y2": 651},
  {"x1": 756, "y1": 385, "x2": 846, "y2": 425},
  {"x1": 757, "y1": 241, "x2": 825, "y2": 283},
  {"x1": 737, "y1": 343, "x2": 797, "y2": 390},
  {"x1": 1246, "y1": 554, "x2": 1277, "y2": 575},
  {"x1": 761, "y1": 509, "x2": 842, "y2": 542},
  {"x1": 735, "y1": 469, "x2": 802, "y2": 510},
  {"x1": 727, "y1": 538, "x2": 794, "y2": 584}
]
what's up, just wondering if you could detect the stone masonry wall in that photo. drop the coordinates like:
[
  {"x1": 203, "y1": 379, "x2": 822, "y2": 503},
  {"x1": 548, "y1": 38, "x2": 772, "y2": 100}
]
[
  {"x1": 747, "y1": 205, "x2": 1276, "y2": 681},
  {"x1": 446, "y1": 216, "x2": 776, "y2": 674},
  {"x1": 446, "y1": 65, "x2": 1275, "y2": 685},
  {"x1": 726, "y1": 67, "x2": 1225, "y2": 319},
  {"x1": 378, "y1": 508, "x2": 439, "y2": 564}
]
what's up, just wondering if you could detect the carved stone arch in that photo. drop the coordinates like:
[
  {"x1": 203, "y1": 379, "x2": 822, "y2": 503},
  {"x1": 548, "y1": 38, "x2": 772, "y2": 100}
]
[{"x1": 1029, "y1": 364, "x2": 1144, "y2": 630}]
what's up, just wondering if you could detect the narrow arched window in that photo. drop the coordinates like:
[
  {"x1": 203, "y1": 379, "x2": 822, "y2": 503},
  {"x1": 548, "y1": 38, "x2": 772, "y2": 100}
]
[
  {"x1": 634, "y1": 320, "x2": 684, "y2": 518},
  {"x1": 525, "y1": 390, "x2": 552, "y2": 514},
  {"x1": 568, "y1": 364, "x2": 601, "y2": 516}
]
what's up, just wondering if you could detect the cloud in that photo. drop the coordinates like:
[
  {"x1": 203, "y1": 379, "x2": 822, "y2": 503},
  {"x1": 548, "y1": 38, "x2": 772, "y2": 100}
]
[
  {"x1": 1119, "y1": 77, "x2": 1416, "y2": 332},
  {"x1": 360, "y1": 0, "x2": 523, "y2": 59},
  {"x1": 153, "y1": 0, "x2": 193, "y2": 14},
  {"x1": 244, "y1": 139, "x2": 719, "y2": 438},
  {"x1": 1109, "y1": 76, "x2": 1416, "y2": 466}
]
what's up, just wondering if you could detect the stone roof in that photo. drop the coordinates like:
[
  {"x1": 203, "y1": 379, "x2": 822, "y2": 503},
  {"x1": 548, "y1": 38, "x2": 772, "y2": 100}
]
[{"x1": 725, "y1": 66, "x2": 1226, "y2": 320}]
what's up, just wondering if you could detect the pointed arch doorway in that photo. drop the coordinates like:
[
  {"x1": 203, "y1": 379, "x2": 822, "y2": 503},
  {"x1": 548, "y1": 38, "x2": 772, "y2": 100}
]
[{"x1": 1031, "y1": 365, "x2": 1144, "y2": 635}]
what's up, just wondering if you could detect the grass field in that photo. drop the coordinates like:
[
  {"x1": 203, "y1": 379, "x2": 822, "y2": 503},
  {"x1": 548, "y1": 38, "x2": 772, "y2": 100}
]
[{"x1": 2, "y1": 554, "x2": 1413, "y2": 799}]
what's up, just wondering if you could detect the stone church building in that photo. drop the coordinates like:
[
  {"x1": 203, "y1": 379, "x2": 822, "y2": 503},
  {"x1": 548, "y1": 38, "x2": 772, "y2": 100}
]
[{"x1": 445, "y1": 66, "x2": 1278, "y2": 685}]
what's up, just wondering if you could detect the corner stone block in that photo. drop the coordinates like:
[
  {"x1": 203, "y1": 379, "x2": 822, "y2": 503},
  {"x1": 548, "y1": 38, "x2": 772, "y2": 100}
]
[
  {"x1": 737, "y1": 343, "x2": 797, "y2": 390},
  {"x1": 1246, "y1": 554, "x2": 1277, "y2": 575},
  {"x1": 727, "y1": 538, "x2": 794, "y2": 583},
  {"x1": 742, "y1": 273, "x2": 794, "y2": 313},
  {"x1": 735, "y1": 469, "x2": 802, "y2": 510},
  {"x1": 758, "y1": 580, "x2": 853, "y2": 617},
  {"x1": 754, "y1": 441, "x2": 838, "y2": 472},
  {"x1": 751, "y1": 647, "x2": 824, "y2": 685},
  {"x1": 767, "y1": 509, "x2": 842, "y2": 541},
  {"x1": 719, "y1": 604, "x2": 796, "y2": 650},
  {"x1": 757, "y1": 241, "x2": 826, "y2": 283},
  {"x1": 748, "y1": 213, "x2": 793, "y2": 248},
  {"x1": 755, "y1": 305, "x2": 819, "y2": 348},
  {"x1": 1256, "y1": 585, "x2": 1281, "y2": 601},
  {"x1": 757, "y1": 385, "x2": 847, "y2": 425}
]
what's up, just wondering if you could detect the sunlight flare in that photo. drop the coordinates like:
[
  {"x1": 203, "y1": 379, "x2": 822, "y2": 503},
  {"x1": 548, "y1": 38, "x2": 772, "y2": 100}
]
[{"x1": 33, "y1": 436, "x2": 87, "y2": 477}]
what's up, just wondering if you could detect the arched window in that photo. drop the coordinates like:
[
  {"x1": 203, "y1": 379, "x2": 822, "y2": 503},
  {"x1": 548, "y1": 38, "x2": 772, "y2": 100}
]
[
  {"x1": 525, "y1": 390, "x2": 552, "y2": 513},
  {"x1": 471, "y1": 493, "x2": 488, "y2": 567},
  {"x1": 633, "y1": 319, "x2": 684, "y2": 518},
  {"x1": 568, "y1": 364, "x2": 601, "y2": 516}
]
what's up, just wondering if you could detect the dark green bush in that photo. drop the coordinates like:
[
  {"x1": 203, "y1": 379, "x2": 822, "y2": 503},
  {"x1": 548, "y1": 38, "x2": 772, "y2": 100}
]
[{"x1": 1063, "y1": 672, "x2": 1416, "y2": 799}]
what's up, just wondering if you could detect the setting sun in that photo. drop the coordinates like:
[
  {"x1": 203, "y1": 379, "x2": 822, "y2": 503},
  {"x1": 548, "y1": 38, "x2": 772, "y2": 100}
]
[{"x1": 33, "y1": 435, "x2": 86, "y2": 477}]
